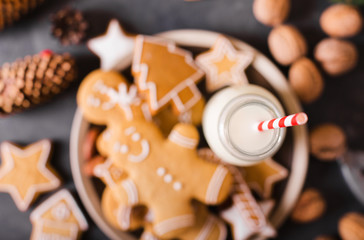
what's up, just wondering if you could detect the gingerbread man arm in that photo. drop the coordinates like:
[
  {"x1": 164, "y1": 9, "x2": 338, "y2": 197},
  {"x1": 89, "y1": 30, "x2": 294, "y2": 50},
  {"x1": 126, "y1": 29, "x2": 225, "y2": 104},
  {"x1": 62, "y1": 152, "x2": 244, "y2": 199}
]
[
  {"x1": 193, "y1": 160, "x2": 233, "y2": 205},
  {"x1": 96, "y1": 129, "x2": 112, "y2": 157}
]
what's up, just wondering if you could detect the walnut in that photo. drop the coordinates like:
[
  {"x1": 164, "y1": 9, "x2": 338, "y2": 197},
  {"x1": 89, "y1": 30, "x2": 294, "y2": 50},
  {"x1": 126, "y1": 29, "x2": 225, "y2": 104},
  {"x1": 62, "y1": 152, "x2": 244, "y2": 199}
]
[
  {"x1": 253, "y1": 0, "x2": 290, "y2": 26},
  {"x1": 291, "y1": 188, "x2": 326, "y2": 223},
  {"x1": 314, "y1": 38, "x2": 358, "y2": 76},
  {"x1": 289, "y1": 57, "x2": 324, "y2": 104},
  {"x1": 339, "y1": 212, "x2": 364, "y2": 240},
  {"x1": 268, "y1": 25, "x2": 307, "y2": 66},
  {"x1": 320, "y1": 4, "x2": 363, "y2": 38},
  {"x1": 310, "y1": 123, "x2": 347, "y2": 161}
]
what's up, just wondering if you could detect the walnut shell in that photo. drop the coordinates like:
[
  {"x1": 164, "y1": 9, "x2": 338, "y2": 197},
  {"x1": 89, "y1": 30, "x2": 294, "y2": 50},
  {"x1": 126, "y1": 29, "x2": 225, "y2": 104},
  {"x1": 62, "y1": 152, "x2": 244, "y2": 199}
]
[
  {"x1": 320, "y1": 4, "x2": 363, "y2": 38},
  {"x1": 268, "y1": 25, "x2": 307, "y2": 66},
  {"x1": 310, "y1": 123, "x2": 347, "y2": 161},
  {"x1": 289, "y1": 57, "x2": 324, "y2": 104},
  {"x1": 291, "y1": 188, "x2": 326, "y2": 223},
  {"x1": 253, "y1": 0, "x2": 291, "y2": 26},
  {"x1": 314, "y1": 38, "x2": 358, "y2": 76},
  {"x1": 339, "y1": 212, "x2": 364, "y2": 240}
]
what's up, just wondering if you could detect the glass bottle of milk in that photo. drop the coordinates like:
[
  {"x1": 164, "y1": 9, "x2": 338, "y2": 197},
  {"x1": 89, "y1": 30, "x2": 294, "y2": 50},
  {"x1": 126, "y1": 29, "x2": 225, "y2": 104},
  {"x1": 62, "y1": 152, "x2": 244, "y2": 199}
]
[{"x1": 203, "y1": 84, "x2": 286, "y2": 166}]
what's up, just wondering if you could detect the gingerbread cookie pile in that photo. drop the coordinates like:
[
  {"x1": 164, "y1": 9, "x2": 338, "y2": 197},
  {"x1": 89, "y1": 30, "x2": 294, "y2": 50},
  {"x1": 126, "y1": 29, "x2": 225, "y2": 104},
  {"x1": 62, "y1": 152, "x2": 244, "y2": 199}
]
[{"x1": 78, "y1": 19, "x2": 290, "y2": 240}]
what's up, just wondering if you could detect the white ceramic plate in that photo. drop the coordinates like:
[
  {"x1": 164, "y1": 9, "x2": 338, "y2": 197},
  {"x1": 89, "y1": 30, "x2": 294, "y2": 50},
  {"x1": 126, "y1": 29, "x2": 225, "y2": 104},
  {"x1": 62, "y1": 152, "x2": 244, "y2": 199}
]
[{"x1": 70, "y1": 29, "x2": 309, "y2": 240}]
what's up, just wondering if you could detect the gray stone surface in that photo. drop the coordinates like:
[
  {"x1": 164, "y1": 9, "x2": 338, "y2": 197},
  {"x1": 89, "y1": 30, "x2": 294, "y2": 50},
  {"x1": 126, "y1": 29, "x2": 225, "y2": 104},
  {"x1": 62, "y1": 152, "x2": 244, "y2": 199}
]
[{"x1": 0, "y1": 0, "x2": 363, "y2": 239}]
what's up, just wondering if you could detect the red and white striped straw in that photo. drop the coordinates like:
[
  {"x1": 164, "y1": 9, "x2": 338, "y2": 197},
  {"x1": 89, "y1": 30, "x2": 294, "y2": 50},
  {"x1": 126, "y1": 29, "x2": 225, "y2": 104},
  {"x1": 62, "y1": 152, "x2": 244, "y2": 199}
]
[{"x1": 257, "y1": 112, "x2": 308, "y2": 132}]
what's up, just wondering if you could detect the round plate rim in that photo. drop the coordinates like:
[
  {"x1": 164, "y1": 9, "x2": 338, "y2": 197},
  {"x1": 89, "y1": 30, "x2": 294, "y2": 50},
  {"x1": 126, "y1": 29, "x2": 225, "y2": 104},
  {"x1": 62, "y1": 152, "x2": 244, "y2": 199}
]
[{"x1": 70, "y1": 29, "x2": 309, "y2": 240}]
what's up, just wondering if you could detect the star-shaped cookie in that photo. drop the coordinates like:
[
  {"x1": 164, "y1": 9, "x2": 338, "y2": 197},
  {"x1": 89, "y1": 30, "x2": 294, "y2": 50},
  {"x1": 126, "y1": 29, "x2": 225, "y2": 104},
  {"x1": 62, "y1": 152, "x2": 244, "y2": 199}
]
[
  {"x1": 88, "y1": 19, "x2": 135, "y2": 71},
  {"x1": 241, "y1": 158, "x2": 288, "y2": 199},
  {"x1": 196, "y1": 35, "x2": 254, "y2": 92},
  {"x1": 0, "y1": 140, "x2": 61, "y2": 211}
]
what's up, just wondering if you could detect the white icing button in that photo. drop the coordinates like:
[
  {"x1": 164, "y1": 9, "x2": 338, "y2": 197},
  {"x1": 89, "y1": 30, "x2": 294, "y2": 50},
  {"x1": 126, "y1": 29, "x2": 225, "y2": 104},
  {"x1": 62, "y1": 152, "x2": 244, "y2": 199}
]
[
  {"x1": 120, "y1": 144, "x2": 129, "y2": 154},
  {"x1": 156, "y1": 167, "x2": 165, "y2": 176},
  {"x1": 173, "y1": 182, "x2": 182, "y2": 191},
  {"x1": 164, "y1": 174, "x2": 173, "y2": 183},
  {"x1": 132, "y1": 133, "x2": 141, "y2": 142}
]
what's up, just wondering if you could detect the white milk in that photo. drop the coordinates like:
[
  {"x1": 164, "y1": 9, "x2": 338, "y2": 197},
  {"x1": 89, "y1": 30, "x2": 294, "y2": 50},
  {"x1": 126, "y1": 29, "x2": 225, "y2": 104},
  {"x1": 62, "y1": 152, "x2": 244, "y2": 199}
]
[{"x1": 203, "y1": 84, "x2": 286, "y2": 166}]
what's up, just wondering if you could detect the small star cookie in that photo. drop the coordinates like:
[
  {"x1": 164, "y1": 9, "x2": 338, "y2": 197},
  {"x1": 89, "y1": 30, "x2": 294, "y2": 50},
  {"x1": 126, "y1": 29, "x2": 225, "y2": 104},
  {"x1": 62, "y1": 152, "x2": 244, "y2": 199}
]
[
  {"x1": 241, "y1": 158, "x2": 288, "y2": 199},
  {"x1": 196, "y1": 35, "x2": 254, "y2": 92},
  {"x1": 88, "y1": 19, "x2": 135, "y2": 71},
  {"x1": 132, "y1": 35, "x2": 204, "y2": 115},
  {"x1": 0, "y1": 140, "x2": 61, "y2": 211}
]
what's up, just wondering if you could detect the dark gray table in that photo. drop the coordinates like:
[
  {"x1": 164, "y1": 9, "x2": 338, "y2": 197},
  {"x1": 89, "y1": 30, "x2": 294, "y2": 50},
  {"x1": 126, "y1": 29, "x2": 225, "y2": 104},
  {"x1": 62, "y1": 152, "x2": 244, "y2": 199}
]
[{"x1": 0, "y1": 0, "x2": 363, "y2": 239}]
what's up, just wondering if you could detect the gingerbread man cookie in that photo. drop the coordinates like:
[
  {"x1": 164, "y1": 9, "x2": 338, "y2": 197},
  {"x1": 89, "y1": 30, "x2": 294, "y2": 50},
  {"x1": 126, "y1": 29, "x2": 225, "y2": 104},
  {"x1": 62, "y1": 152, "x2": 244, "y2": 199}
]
[
  {"x1": 196, "y1": 35, "x2": 254, "y2": 93},
  {"x1": 132, "y1": 35, "x2": 204, "y2": 115},
  {"x1": 77, "y1": 70, "x2": 233, "y2": 238},
  {"x1": 0, "y1": 139, "x2": 61, "y2": 211}
]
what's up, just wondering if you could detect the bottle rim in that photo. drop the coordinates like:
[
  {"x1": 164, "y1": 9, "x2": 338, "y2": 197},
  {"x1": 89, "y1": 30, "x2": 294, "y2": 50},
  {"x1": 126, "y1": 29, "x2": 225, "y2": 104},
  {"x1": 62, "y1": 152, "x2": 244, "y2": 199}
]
[{"x1": 218, "y1": 94, "x2": 286, "y2": 162}]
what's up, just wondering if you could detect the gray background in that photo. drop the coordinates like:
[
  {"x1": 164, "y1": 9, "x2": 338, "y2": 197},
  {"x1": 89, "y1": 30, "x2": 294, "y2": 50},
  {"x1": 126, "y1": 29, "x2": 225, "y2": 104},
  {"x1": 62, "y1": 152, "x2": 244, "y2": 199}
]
[{"x1": 0, "y1": 0, "x2": 363, "y2": 239}]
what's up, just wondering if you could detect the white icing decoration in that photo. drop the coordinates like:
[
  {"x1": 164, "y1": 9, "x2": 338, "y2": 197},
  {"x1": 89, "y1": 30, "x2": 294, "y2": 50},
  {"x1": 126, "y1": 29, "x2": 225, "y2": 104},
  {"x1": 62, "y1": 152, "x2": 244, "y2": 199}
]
[
  {"x1": 124, "y1": 126, "x2": 136, "y2": 135},
  {"x1": 121, "y1": 179, "x2": 139, "y2": 205},
  {"x1": 205, "y1": 165, "x2": 229, "y2": 204},
  {"x1": 156, "y1": 167, "x2": 166, "y2": 176},
  {"x1": 168, "y1": 130, "x2": 198, "y2": 149},
  {"x1": 164, "y1": 174, "x2": 173, "y2": 183},
  {"x1": 120, "y1": 144, "x2": 129, "y2": 154},
  {"x1": 128, "y1": 139, "x2": 150, "y2": 163},
  {"x1": 116, "y1": 206, "x2": 132, "y2": 230},
  {"x1": 87, "y1": 95, "x2": 101, "y2": 107},
  {"x1": 51, "y1": 202, "x2": 70, "y2": 221},
  {"x1": 132, "y1": 133, "x2": 141, "y2": 142},
  {"x1": 173, "y1": 182, "x2": 182, "y2": 191},
  {"x1": 153, "y1": 214, "x2": 194, "y2": 236},
  {"x1": 93, "y1": 80, "x2": 140, "y2": 121}
]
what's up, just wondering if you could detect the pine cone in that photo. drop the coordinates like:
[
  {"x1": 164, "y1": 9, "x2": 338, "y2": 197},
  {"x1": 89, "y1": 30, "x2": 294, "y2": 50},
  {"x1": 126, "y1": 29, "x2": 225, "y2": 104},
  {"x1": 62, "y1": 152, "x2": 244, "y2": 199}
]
[
  {"x1": 0, "y1": 0, "x2": 46, "y2": 31},
  {"x1": 0, "y1": 50, "x2": 77, "y2": 115},
  {"x1": 51, "y1": 7, "x2": 88, "y2": 45}
]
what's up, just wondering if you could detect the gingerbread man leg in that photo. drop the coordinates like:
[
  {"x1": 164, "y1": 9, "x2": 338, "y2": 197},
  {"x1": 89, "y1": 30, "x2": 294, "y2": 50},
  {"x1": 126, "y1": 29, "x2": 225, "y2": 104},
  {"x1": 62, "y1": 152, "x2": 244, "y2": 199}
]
[
  {"x1": 179, "y1": 203, "x2": 227, "y2": 240},
  {"x1": 149, "y1": 199, "x2": 196, "y2": 239},
  {"x1": 101, "y1": 187, "x2": 145, "y2": 231}
]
